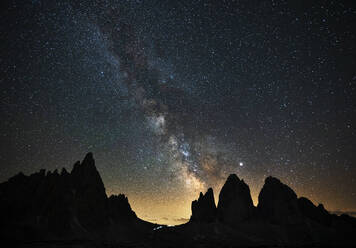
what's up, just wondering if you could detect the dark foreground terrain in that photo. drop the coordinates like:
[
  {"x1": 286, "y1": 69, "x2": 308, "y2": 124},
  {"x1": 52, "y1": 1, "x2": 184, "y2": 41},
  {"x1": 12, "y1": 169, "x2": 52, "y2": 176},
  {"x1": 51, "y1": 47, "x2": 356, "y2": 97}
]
[{"x1": 1, "y1": 153, "x2": 356, "y2": 247}]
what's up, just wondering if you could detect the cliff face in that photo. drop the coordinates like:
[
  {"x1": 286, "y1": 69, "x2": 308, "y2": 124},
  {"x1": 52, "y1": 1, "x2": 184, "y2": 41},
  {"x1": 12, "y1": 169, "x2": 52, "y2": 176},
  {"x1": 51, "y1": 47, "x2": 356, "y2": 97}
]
[{"x1": 0, "y1": 153, "x2": 139, "y2": 240}]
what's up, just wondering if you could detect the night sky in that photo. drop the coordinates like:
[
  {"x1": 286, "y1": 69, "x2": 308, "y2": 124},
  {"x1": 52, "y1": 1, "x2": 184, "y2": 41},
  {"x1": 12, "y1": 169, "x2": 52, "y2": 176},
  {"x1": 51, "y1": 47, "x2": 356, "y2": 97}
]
[{"x1": 1, "y1": 0, "x2": 356, "y2": 225}]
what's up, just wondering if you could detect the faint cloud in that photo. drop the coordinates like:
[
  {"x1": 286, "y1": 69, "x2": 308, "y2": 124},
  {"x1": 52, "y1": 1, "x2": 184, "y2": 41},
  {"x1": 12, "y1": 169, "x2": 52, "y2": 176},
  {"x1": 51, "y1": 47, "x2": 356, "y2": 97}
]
[
  {"x1": 331, "y1": 210, "x2": 356, "y2": 217},
  {"x1": 173, "y1": 217, "x2": 189, "y2": 223},
  {"x1": 146, "y1": 218, "x2": 158, "y2": 222}
]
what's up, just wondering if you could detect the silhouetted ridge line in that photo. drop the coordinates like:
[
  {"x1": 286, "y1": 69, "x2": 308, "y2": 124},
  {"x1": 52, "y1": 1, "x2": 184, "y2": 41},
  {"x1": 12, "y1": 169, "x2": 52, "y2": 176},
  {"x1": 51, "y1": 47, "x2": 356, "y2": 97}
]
[
  {"x1": 189, "y1": 173, "x2": 356, "y2": 246},
  {"x1": 1, "y1": 154, "x2": 356, "y2": 247},
  {"x1": 0, "y1": 153, "x2": 153, "y2": 242}
]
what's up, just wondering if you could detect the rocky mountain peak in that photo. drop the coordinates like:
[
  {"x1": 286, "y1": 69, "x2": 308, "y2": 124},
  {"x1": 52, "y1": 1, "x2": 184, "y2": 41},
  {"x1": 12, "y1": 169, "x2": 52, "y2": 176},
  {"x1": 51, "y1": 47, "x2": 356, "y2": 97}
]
[
  {"x1": 258, "y1": 176, "x2": 300, "y2": 224},
  {"x1": 61, "y1": 167, "x2": 68, "y2": 176},
  {"x1": 71, "y1": 153, "x2": 96, "y2": 173},
  {"x1": 70, "y1": 152, "x2": 105, "y2": 192},
  {"x1": 190, "y1": 187, "x2": 217, "y2": 223},
  {"x1": 217, "y1": 174, "x2": 254, "y2": 225},
  {"x1": 0, "y1": 153, "x2": 141, "y2": 239},
  {"x1": 82, "y1": 152, "x2": 95, "y2": 166}
]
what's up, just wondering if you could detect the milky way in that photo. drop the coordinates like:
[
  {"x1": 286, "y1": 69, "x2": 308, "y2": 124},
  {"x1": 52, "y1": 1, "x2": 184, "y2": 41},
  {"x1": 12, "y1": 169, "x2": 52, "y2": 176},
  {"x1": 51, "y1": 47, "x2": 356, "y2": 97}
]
[{"x1": 1, "y1": 0, "x2": 356, "y2": 225}]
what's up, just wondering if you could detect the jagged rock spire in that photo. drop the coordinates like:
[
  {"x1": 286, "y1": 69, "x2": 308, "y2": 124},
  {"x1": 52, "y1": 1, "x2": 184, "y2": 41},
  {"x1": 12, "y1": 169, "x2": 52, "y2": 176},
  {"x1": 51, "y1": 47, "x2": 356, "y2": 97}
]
[
  {"x1": 217, "y1": 174, "x2": 254, "y2": 225},
  {"x1": 190, "y1": 188, "x2": 217, "y2": 222}
]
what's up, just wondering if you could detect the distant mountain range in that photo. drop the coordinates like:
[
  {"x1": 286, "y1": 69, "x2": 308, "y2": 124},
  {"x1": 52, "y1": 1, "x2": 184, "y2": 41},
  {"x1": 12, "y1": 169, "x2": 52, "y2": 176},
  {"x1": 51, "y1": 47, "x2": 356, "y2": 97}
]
[{"x1": 1, "y1": 153, "x2": 355, "y2": 247}]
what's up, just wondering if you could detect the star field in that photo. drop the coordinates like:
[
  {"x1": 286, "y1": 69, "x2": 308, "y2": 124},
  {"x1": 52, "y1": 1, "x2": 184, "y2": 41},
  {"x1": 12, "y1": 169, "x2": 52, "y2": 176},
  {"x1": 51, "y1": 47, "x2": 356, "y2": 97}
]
[{"x1": 1, "y1": 0, "x2": 356, "y2": 225}]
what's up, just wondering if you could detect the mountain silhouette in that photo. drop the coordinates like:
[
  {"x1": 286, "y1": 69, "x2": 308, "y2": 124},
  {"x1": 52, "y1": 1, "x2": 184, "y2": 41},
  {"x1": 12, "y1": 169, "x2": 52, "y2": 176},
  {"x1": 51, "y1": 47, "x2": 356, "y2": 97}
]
[
  {"x1": 1, "y1": 153, "x2": 355, "y2": 247},
  {"x1": 190, "y1": 187, "x2": 216, "y2": 223},
  {"x1": 0, "y1": 153, "x2": 153, "y2": 244},
  {"x1": 217, "y1": 174, "x2": 254, "y2": 225}
]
